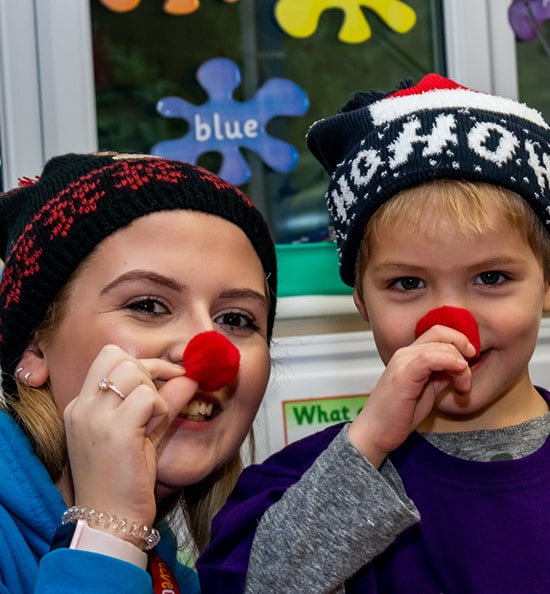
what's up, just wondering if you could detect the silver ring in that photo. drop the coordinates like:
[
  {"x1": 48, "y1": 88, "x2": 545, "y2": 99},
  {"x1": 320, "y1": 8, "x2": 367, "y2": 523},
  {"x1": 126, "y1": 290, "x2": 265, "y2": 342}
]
[
  {"x1": 23, "y1": 371, "x2": 32, "y2": 386},
  {"x1": 98, "y1": 377, "x2": 126, "y2": 400}
]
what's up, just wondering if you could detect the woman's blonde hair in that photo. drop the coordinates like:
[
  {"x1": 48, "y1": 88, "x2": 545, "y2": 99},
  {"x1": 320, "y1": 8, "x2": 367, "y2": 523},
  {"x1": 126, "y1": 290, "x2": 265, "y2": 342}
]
[
  {"x1": 4, "y1": 282, "x2": 71, "y2": 483},
  {"x1": 355, "y1": 179, "x2": 550, "y2": 294}
]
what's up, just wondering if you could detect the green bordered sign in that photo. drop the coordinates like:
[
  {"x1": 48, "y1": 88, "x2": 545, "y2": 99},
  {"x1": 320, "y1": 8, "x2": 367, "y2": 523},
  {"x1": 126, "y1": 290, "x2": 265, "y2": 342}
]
[{"x1": 282, "y1": 394, "x2": 368, "y2": 444}]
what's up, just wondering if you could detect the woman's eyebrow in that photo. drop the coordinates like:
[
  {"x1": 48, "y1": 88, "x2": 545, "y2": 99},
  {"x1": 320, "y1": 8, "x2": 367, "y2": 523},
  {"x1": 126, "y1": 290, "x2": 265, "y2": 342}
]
[
  {"x1": 219, "y1": 288, "x2": 269, "y2": 308},
  {"x1": 100, "y1": 270, "x2": 184, "y2": 295}
]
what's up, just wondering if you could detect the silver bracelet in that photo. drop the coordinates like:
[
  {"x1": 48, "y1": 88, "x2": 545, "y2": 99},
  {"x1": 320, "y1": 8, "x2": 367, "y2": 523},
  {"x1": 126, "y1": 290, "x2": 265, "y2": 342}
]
[{"x1": 62, "y1": 505, "x2": 161, "y2": 551}]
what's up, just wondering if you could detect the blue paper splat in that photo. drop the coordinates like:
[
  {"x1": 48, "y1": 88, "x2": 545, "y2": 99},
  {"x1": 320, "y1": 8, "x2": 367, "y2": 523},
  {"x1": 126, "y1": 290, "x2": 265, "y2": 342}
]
[{"x1": 152, "y1": 58, "x2": 309, "y2": 185}]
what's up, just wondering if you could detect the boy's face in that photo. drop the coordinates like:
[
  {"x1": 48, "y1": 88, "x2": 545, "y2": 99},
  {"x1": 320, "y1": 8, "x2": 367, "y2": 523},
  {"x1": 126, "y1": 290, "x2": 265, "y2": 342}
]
[{"x1": 353, "y1": 208, "x2": 550, "y2": 430}]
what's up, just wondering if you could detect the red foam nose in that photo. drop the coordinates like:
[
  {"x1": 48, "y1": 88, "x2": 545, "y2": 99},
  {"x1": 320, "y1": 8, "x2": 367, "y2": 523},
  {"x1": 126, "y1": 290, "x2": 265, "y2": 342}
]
[
  {"x1": 183, "y1": 331, "x2": 240, "y2": 391},
  {"x1": 415, "y1": 306, "x2": 480, "y2": 357}
]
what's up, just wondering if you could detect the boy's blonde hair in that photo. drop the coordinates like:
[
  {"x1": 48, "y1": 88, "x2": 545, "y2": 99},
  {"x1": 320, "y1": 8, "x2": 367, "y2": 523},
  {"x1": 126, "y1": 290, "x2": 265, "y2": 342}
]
[{"x1": 355, "y1": 179, "x2": 550, "y2": 293}]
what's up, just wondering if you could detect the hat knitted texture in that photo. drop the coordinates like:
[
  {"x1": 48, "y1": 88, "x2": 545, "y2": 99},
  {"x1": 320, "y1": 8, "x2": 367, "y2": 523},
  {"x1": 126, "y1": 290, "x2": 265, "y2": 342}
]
[
  {"x1": 306, "y1": 73, "x2": 550, "y2": 286},
  {"x1": 0, "y1": 153, "x2": 277, "y2": 396}
]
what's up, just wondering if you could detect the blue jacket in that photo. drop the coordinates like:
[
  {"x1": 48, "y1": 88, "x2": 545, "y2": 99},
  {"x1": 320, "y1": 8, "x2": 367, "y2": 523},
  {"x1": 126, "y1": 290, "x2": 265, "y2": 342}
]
[{"x1": 0, "y1": 410, "x2": 199, "y2": 593}]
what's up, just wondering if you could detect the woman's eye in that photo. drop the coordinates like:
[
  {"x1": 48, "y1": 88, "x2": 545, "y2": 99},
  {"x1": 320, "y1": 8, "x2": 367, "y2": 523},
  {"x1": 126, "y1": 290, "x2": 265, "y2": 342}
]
[
  {"x1": 474, "y1": 271, "x2": 506, "y2": 286},
  {"x1": 125, "y1": 298, "x2": 168, "y2": 315},
  {"x1": 215, "y1": 311, "x2": 258, "y2": 332},
  {"x1": 392, "y1": 277, "x2": 425, "y2": 291}
]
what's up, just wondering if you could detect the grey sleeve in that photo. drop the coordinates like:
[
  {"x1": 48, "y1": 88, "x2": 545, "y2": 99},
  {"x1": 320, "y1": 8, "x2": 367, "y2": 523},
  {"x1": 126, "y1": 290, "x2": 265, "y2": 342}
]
[{"x1": 244, "y1": 425, "x2": 420, "y2": 594}]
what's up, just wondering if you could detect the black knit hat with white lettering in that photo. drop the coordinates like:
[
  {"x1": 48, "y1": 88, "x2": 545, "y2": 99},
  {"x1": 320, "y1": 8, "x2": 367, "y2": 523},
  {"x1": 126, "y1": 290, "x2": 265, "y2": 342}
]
[
  {"x1": 306, "y1": 73, "x2": 550, "y2": 286},
  {"x1": 0, "y1": 153, "x2": 277, "y2": 397}
]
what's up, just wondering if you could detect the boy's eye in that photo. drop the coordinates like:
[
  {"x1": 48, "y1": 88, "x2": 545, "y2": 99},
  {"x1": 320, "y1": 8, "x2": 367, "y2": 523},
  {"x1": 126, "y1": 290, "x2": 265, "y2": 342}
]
[
  {"x1": 474, "y1": 271, "x2": 506, "y2": 286},
  {"x1": 392, "y1": 277, "x2": 425, "y2": 291}
]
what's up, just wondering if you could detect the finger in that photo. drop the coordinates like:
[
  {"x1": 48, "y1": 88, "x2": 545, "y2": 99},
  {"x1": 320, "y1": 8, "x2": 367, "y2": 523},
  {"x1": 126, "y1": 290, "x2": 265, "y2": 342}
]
[
  {"x1": 117, "y1": 375, "x2": 198, "y2": 444},
  {"x1": 413, "y1": 326, "x2": 478, "y2": 360},
  {"x1": 94, "y1": 358, "x2": 156, "y2": 406},
  {"x1": 77, "y1": 344, "x2": 134, "y2": 404},
  {"x1": 401, "y1": 345, "x2": 469, "y2": 386},
  {"x1": 78, "y1": 346, "x2": 185, "y2": 406},
  {"x1": 97, "y1": 376, "x2": 128, "y2": 400},
  {"x1": 152, "y1": 375, "x2": 199, "y2": 428},
  {"x1": 119, "y1": 383, "x2": 171, "y2": 444},
  {"x1": 446, "y1": 365, "x2": 472, "y2": 394},
  {"x1": 139, "y1": 357, "x2": 187, "y2": 384}
]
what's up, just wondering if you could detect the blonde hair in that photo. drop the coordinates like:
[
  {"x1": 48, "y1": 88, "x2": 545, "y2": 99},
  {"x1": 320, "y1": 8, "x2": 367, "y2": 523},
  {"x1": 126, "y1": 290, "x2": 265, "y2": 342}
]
[
  {"x1": 4, "y1": 281, "x2": 71, "y2": 483},
  {"x1": 355, "y1": 179, "x2": 550, "y2": 294},
  {"x1": 3, "y1": 260, "x2": 256, "y2": 555}
]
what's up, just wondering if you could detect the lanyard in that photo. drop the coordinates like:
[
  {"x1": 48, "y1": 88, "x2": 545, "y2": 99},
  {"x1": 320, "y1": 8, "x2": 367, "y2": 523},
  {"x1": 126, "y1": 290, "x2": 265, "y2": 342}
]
[{"x1": 149, "y1": 550, "x2": 181, "y2": 594}]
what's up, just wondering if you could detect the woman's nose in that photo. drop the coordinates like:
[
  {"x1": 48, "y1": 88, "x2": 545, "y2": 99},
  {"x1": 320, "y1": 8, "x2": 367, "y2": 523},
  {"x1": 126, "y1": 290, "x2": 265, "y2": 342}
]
[{"x1": 167, "y1": 317, "x2": 216, "y2": 364}]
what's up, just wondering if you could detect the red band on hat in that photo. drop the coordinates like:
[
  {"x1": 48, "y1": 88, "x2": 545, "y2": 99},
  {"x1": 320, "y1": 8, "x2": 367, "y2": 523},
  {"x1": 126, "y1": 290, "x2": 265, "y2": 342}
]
[{"x1": 388, "y1": 73, "x2": 468, "y2": 99}]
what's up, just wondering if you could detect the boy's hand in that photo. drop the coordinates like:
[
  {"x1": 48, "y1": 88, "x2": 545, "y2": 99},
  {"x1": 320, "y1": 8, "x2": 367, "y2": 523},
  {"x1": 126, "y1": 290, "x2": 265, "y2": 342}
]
[{"x1": 348, "y1": 324, "x2": 476, "y2": 468}]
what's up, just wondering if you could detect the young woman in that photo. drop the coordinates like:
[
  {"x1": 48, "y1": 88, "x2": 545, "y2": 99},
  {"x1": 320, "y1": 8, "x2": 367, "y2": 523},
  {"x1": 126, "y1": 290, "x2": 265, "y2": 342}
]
[{"x1": 0, "y1": 152, "x2": 277, "y2": 593}]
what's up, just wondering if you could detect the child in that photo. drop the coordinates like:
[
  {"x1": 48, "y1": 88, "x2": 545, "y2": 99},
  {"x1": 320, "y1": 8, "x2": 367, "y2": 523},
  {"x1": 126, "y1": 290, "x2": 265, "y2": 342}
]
[
  {"x1": 0, "y1": 152, "x2": 277, "y2": 593},
  {"x1": 196, "y1": 74, "x2": 550, "y2": 592}
]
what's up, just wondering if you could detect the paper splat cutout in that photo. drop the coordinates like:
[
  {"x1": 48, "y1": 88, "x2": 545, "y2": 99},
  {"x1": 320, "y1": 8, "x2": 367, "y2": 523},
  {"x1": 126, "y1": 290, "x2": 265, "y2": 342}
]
[
  {"x1": 275, "y1": 0, "x2": 416, "y2": 44},
  {"x1": 509, "y1": 0, "x2": 550, "y2": 41},
  {"x1": 152, "y1": 58, "x2": 309, "y2": 186},
  {"x1": 99, "y1": 0, "x2": 238, "y2": 15}
]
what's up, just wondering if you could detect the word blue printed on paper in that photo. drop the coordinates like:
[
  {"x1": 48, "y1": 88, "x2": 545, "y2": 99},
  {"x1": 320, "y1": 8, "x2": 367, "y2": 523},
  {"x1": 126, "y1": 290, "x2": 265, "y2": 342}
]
[{"x1": 152, "y1": 58, "x2": 309, "y2": 186}]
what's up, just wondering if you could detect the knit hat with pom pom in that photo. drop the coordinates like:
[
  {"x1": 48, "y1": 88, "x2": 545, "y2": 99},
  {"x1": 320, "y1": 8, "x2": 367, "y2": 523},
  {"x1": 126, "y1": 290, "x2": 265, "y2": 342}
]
[{"x1": 306, "y1": 73, "x2": 550, "y2": 286}]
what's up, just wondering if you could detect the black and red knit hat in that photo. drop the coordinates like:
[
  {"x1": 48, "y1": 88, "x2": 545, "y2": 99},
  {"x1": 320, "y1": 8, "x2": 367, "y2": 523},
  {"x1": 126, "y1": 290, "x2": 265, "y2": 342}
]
[
  {"x1": 0, "y1": 152, "x2": 277, "y2": 397},
  {"x1": 306, "y1": 73, "x2": 550, "y2": 286}
]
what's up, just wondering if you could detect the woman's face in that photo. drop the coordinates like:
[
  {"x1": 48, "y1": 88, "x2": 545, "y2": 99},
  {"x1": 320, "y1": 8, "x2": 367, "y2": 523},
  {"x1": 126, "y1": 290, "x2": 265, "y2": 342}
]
[{"x1": 36, "y1": 210, "x2": 271, "y2": 497}]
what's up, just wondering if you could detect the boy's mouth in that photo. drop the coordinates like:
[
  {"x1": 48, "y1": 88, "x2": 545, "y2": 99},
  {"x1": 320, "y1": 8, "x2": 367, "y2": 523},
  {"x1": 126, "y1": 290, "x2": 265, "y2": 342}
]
[{"x1": 468, "y1": 349, "x2": 487, "y2": 368}]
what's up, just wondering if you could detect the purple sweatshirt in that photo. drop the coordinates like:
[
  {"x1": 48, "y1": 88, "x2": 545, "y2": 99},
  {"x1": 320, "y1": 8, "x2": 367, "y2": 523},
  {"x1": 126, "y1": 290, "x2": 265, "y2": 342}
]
[{"x1": 197, "y1": 390, "x2": 550, "y2": 592}]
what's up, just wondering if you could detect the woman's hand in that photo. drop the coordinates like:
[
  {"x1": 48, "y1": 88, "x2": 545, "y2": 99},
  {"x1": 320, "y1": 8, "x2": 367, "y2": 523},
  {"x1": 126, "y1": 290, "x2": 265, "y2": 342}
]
[{"x1": 63, "y1": 344, "x2": 193, "y2": 538}]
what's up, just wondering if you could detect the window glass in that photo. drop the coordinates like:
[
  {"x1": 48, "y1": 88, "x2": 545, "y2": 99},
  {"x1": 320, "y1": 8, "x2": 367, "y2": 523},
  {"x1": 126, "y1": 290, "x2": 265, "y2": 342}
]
[
  {"x1": 512, "y1": 0, "x2": 550, "y2": 118},
  {"x1": 90, "y1": 0, "x2": 445, "y2": 294}
]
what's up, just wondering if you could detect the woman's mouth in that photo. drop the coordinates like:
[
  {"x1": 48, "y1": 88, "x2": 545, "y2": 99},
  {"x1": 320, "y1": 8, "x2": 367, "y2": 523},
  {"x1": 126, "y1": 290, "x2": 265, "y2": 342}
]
[{"x1": 178, "y1": 399, "x2": 218, "y2": 421}]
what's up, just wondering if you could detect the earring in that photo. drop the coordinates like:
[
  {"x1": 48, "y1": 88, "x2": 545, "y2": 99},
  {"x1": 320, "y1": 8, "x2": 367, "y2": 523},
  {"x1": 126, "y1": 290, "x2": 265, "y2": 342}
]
[
  {"x1": 23, "y1": 371, "x2": 32, "y2": 387},
  {"x1": 15, "y1": 367, "x2": 23, "y2": 381}
]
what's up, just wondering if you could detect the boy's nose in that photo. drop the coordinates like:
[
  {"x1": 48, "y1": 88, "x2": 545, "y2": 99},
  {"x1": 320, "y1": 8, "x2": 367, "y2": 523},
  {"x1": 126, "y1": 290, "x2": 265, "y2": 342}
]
[{"x1": 431, "y1": 293, "x2": 471, "y2": 312}]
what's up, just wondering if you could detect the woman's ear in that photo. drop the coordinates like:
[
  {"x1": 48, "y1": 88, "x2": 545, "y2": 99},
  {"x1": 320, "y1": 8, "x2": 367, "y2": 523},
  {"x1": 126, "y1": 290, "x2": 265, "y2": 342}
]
[
  {"x1": 353, "y1": 286, "x2": 370, "y2": 323},
  {"x1": 17, "y1": 339, "x2": 49, "y2": 388}
]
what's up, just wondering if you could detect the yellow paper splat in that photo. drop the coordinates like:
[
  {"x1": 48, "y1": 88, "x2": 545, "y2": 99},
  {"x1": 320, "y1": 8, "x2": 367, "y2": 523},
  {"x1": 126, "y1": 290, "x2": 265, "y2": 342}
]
[{"x1": 275, "y1": 0, "x2": 417, "y2": 44}]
